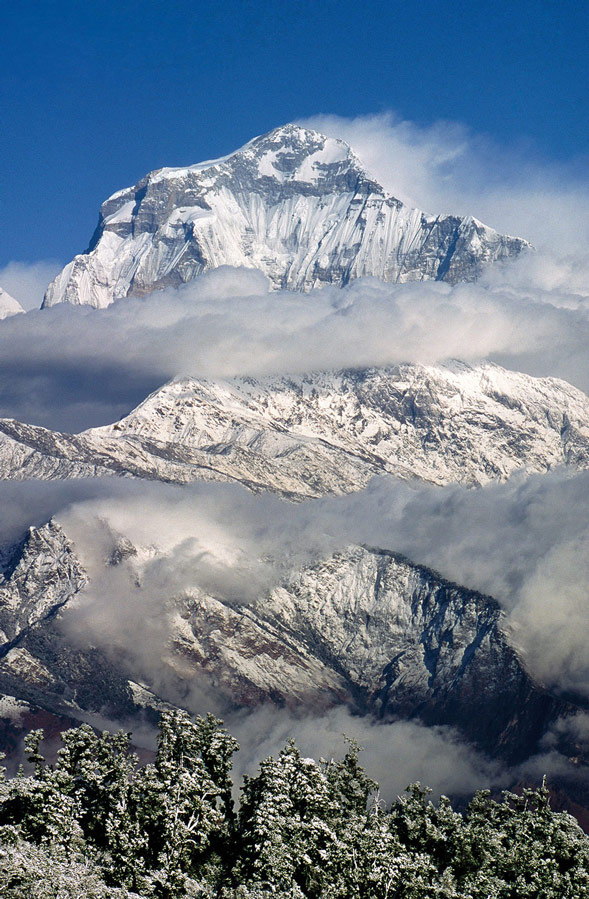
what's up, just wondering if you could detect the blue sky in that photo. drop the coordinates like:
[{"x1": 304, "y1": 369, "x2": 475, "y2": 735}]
[{"x1": 2, "y1": 0, "x2": 588, "y2": 267}]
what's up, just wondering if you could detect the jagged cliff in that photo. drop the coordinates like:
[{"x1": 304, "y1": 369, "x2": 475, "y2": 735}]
[{"x1": 0, "y1": 522, "x2": 579, "y2": 764}]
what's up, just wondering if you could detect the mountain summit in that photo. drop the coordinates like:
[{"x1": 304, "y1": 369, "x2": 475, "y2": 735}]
[
  {"x1": 0, "y1": 287, "x2": 24, "y2": 319},
  {"x1": 43, "y1": 124, "x2": 529, "y2": 308}
]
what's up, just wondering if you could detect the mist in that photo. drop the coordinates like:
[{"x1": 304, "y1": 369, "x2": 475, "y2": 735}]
[
  {"x1": 0, "y1": 266, "x2": 588, "y2": 432},
  {"x1": 227, "y1": 706, "x2": 506, "y2": 803},
  {"x1": 11, "y1": 468, "x2": 579, "y2": 704}
]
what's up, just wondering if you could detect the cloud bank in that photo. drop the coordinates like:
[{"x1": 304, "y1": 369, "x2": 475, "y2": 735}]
[
  {"x1": 0, "y1": 266, "x2": 587, "y2": 432},
  {"x1": 228, "y1": 706, "x2": 505, "y2": 803}
]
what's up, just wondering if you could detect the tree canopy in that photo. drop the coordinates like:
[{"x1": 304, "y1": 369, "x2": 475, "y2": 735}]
[{"x1": 0, "y1": 711, "x2": 587, "y2": 898}]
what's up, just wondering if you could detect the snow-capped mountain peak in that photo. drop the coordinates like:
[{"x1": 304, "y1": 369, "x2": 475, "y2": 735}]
[
  {"x1": 0, "y1": 287, "x2": 24, "y2": 320},
  {"x1": 42, "y1": 124, "x2": 529, "y2": 308},
  {"x1": 0, "y1": 361, "x2": 588, "y2": 494},
  {"x1": 146, "y1": 124, "x2": 369, "y2": 189}
]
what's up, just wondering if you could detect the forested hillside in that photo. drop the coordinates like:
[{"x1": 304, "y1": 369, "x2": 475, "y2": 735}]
[{"x1": 0, "y1": 712, "x2": 587, "y2": 898}]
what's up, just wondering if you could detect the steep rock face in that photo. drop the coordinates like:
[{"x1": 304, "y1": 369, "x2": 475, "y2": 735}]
[
  {"x1": 96, "y1": 362, "x2": 589, "y2": 488},
  {"x1": 264, "y1": 547, "x2": 571, "y2": 762},
  {"x1": 0, "y1": 521, "x2": 579, "y2": 763},
  {"x1": 1, "y1": 362, "x2": 588, "y2": 493},
  {"x1": 0, "y1": 421, "x2": 118, "y2": 481},
  {"x1": 0, "y1": 522, "x2": 87, "y2": 646},
  {"x1": 43, "y1": 125, "x2": 529, "y2": 308},
  {"x1": 0, "y1": 525, "x2": 147, "y2": 721},
  {"x1": 162, "y1": 590, "x2": 350, "y2": 709}
]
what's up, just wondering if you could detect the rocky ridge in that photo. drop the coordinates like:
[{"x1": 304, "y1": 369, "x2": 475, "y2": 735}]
[
  {"x1": 43, "y1": 124, "x2": 529, "y2": 308},
  {"x1": 0, "y1": 521, "x2": 578, "y2": 765},
  {"x1": 0, "y1": 362, "x2": 588, "y2": 493}
]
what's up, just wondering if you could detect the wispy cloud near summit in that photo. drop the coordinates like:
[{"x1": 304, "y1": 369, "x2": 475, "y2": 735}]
[{"x1": 301, "y1": 112, "x2": 589, "y2": 262}]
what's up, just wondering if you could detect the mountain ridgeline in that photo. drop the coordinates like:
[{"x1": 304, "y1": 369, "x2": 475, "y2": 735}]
[
  {"x1": 0, "y1": 519, "x2": 583, "y2": 773},
  {"x1": 0, "y1": 122, "x2": 588, "y2": 846},
  {"x1": 42, "y1": 124, "x2": 529, "y2": 308},
  {"x1": 1, "y1": 363, "x2": 588, "y2": 492}
]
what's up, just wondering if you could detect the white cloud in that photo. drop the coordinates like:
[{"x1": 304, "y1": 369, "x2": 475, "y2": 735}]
[
  {"x1": 0, "y1": 266, "x2": 587, "y2": 432},
  {"x1": 300, "y1": 112, "x2": 589, "y2": 261},
  {"x1": 228, "y1": 706, "x2": 505, "y2": 802},
  {"x1": 0, "y1": 260, "x2": 62, "y2": 311}
]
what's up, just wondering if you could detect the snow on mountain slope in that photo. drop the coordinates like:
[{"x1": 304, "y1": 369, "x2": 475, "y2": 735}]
[
  {"x1": 1, "y1": 362, "x2": 588, "y2": 493},
  {"x1": 0, "y1": 522, "x2": 87, "y2": 647},
  {"x1": 0, "y1": 521, "x2": 577, "y2": 763},
  {"x1": 0, "y1": 287, "x2": 24, "y2": 319},
  {"x1": 42, "y1": 125, "x2": 529, "y2": 308},
  {"x1": 263, "y1": 545, "x2": 574, "y2": 762},
  {"x1": 0, "y1": 524, "x2": 145, "y2": 722}
]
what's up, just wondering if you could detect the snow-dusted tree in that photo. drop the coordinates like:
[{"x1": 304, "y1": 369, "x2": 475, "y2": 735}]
[
  {"x1": 459, "y1": 780, "x2": 589, "y2": 897},
  {"x1": 193, "y1": 712, "x2": 239, "y2": 824},
  {"x1": 0, "y1": 729, "x2": 83, "y2": 854},
  {"x1": 0, "y1": 835, "x2": 133, "y2": 898},
  {"x1": 389, "y1": 783, "x2": 465, "y2": 873},
  {"x1": 236, "y1": 740, "x2": 340, "y2": 896},
  {"x1": 323, "y1": 794, "x2": 463, "y2": 899},
  {"x1": 3, "y1": 715, "x2": 589, "y2": 899},
  {"x1": 53, "y1": 725, "x2": 138, "y2": 850},
  {"x1": 134, "y1": 710, "x2": 235, "y2": 898},
  {"x1": 324, "y1": 738, "x2": 377, "y2": 817}
]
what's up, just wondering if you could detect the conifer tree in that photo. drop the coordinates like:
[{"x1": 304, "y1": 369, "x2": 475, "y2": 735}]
[
  {"x1": 134, "y1": 710, "x2": 231, "y2": 897},
  {"x1": 236, "y1": 740, "x2": 339, "y2": 895},
  {"x1": 3, "y1": 729, "x2": 83, "y2": 853},
  {"x1": 1, "y1": 716, "x2": 588, "y2": 898}
]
